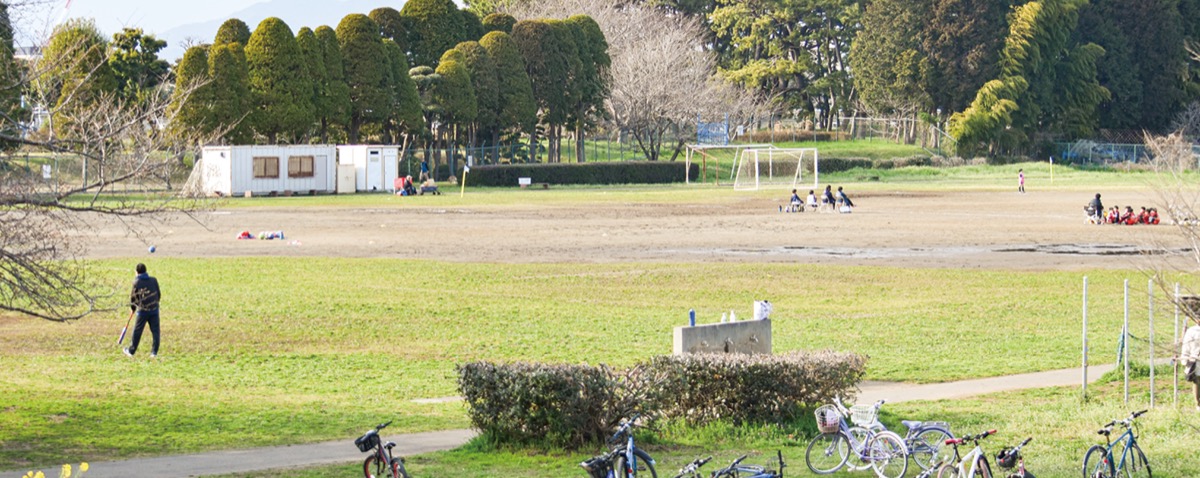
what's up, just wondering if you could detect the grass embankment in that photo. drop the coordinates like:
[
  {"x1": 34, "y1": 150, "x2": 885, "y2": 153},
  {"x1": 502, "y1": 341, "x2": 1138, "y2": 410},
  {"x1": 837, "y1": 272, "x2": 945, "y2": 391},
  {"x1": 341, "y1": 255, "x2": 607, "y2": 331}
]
[{"x1": 0, "y1": 259, "x2": 1183, "y2": 469}]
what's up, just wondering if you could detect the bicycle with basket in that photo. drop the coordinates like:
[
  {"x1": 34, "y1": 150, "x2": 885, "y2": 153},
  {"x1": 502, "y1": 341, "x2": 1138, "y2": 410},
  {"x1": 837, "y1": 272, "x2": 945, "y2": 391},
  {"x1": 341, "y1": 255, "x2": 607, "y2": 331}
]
[
  {"x1": 805, "y1": 397, "x2": 908, "y2": 478},
  {"x1": 354, "y1": 421, "x2": 410, "y2": 478}
]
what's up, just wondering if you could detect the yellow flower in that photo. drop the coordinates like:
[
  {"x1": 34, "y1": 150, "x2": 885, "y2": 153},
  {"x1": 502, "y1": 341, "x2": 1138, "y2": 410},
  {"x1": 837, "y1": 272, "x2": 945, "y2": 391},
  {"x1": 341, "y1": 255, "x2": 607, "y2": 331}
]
[
  {"x1": 80, "y1": 463, "x2": 89, "y2": 473},
  {"x1": 61, "y1": 464, "x2": 71, "y2": 478},
  {"x1": 22, "y1": 472, "x2": 32, "y2": 478},
  {"x1": 35, "y1": 472, "x2": 45, "y2": 478}
]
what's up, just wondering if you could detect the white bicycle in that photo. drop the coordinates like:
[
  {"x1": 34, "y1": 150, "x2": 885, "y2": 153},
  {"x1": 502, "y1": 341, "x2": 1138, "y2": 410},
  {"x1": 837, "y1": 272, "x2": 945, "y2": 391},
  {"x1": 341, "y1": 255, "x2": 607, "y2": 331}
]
[
  {"x1": 936, "y1": 429, "x2": 997, "y2": 477},
  {"x1": 805, "y1": 397, "x2": 908, "y2": 478}
]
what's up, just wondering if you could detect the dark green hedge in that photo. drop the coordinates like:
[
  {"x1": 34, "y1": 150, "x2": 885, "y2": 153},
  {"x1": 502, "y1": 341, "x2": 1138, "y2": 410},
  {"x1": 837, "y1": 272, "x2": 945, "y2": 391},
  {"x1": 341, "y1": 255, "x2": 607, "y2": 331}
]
[{"x1": 439, "y1": 161, "x2": 698, "y2": 186}]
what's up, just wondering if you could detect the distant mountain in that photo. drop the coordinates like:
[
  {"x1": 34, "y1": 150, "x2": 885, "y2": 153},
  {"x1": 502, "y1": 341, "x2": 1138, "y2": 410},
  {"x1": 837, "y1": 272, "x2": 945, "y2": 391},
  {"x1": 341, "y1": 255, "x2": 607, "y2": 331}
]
[{"x1": 159, "y1": 0, "x2": 408, "y2": 62}]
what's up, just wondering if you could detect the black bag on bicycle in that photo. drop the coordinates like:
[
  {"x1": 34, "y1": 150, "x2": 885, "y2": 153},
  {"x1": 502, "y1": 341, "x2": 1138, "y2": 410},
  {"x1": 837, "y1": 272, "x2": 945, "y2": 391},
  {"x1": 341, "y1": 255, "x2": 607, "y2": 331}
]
[{"x1": 355, "y1": 432, "x2": 380, "y2": 452}]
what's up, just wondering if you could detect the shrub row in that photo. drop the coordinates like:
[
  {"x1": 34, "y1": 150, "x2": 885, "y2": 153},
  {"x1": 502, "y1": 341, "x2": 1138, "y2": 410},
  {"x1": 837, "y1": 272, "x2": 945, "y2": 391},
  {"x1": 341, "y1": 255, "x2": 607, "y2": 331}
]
[
  {"x1": 438, "y1": 161, "x2": 698, "y2": 186},
  {"x1": 457, "y1": 351, "x2": 867, "y2": 448},
  {"x1": 818, "y1": 155, "x2": 934, "y2": 173}
]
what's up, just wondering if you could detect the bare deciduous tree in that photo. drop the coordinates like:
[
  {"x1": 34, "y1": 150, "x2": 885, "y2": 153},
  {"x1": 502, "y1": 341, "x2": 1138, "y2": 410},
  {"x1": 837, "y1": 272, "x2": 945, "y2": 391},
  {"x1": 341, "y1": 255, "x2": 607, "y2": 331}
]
[
  {"x1": 508, "y1": 0, "x2": 767, "y2": 161},
  {"x1": 2, "y1": 5, "x2": 215, "y2": 321}
]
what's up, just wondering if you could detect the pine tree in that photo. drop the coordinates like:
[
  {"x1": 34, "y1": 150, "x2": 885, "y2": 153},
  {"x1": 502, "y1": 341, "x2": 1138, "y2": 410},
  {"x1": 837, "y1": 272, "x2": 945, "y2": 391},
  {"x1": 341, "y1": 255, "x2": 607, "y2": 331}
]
[
  {"x1": 850, "y1": 0, "x2": 932, "y2": 114},
  {"x1": 434, "y1": 48, "x2": 477, "y2": 172},
  {"x1": 296, "y1": 27, "x2": 325, "y2": 138},
  {"x1": 36, "y1": 19, "x2": 117, "y2": 136},
  {"x1": 370, "y1": 7, "x2": 413, "y2": 56},
  {"x1": 512, "y1": 19, "x2": 578, "y2": 162},
  {"x1": 0, "y1": 1, "x2": 24, "y2": 153},
  {"x1": 337, "y1": 14, "x2": 391, "y2": 143},
  {"x1": 245, "y1": 17, "x2": 314, "y2": 143},
  {"x1": 383, "y1": 39, "x2": 425, "y2": 141},
  {"x1": 564, "y1": 15, "x2": 610, "y2": 163},
  {"x1": 168, "y1": 46, "x2": 212, "y2": 141},
  {"x1": 454, "y1": 41, "x2": 497, "y2": 151},
  {"x1": 107, "y1": 28, "x2": 169, "y2": 104}
]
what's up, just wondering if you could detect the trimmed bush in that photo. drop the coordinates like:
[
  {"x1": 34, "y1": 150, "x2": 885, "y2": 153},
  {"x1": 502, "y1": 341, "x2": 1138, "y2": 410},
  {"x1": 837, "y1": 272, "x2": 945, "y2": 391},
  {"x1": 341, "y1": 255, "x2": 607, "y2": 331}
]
[
  {"x1": 457, "y1": 351, "x2": 866, "y2": 447},
  {"x1": 440, "y1": 161, "x2": 697, "y2": 186},
  {"x1": 647, "y1": 352, "x2": 867, "y2": 424}
]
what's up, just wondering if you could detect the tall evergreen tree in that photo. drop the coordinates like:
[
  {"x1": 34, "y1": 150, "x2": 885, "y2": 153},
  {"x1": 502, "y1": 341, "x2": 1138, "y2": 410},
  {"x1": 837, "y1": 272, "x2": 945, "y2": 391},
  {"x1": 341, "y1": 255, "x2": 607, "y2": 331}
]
[
  {"x1": 512, "y1": 19, "x2": 578, "y2": 162},
  {"x1": 1081, "y1": 0, "x2": 1185, "y2": 131},
  {"x1": 924, "y1": 0, "x2": 1009, "y2": 114},
  {"x1": 214, "y1": 18, "x2": 252, "y2": 46},
  {"x1": 564, "y1": 15, "x2": 610, "y2": 163},
  {"x1": 454, "y1": 41, "x2": 497, "y2": 151},
  {"x1": 337, "y1": 14, "x2": 391, "y2": 143},
  {"x1": 370, "y1": 7, "x2": 413, "y2": 56},
  {"x1": 245, "y1": 17, "x2": 314, "y2": 143},
  {"x1": 850, "y1": 0, "x2": 932, "y2": 115},
  {"x1": 315, "y1": 25, "x2": 350, "y2": 143},
  {"x1": 479, "y1": 31, "x2": 535, "y2": 153},
  {"x1": 295, "y1": 27, "x2": 325, "y2": 136},
  {"x1": 383, "y1": 39, "x2": 425, "y2": 145},
  {"x1": 461, "y1": 9, "x2": 486, "y2": 42},
  {"x1": 434, "y1": 49, "x2": 477, "y2": 171},
  {"x1": 208, "y1": 42, "x2": 252, "y2": 144},
  {"x1": 400, "y1": 0, "x2": 467, "y2": 68},
  {"x1": 168, "y1": 46, "x2": 212, "y2": 140}
]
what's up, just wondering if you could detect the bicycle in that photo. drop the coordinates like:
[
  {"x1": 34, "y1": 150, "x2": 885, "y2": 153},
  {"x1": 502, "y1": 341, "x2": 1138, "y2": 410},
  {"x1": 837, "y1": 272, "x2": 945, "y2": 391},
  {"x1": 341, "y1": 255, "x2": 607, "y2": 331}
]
[
  {"x1": 996, "y1": 437, "x2": 1034, "y2": 478},
  {"x1": 805, "y1": 397, "x2": 908, "y2": 478},
  {"x1": 935, "y1": 429, "x2": 997, "y2": 478},
  {"x1": 1082, "y1": 410, "x2": 1151, "y2": 478},
  {"x1": 582, "y1": 414, "x2": 659, "y2": 478},
  {"x1": 898, "y1": 416, "x2": 955, "y2": 471},
  {"x1": 354, "y1": 421, "x2": 410, "y2": 478},
  {"x1": 670, "y1": 456, "x2": 712, "y2": 478},
  {"x1": 710, "y1": 451, "x2": 786, "y2": 478}
]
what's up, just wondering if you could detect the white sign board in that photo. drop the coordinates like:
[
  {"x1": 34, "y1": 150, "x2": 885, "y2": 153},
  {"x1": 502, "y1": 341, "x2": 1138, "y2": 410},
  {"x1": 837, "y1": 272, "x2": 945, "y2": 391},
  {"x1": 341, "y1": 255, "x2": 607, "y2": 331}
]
[
  {"x1": 42, "y1": 164, "x2": 51, "y2": 179},
  {"x1": 518, "y1": 177, "x2": 532, "y2": 187}
]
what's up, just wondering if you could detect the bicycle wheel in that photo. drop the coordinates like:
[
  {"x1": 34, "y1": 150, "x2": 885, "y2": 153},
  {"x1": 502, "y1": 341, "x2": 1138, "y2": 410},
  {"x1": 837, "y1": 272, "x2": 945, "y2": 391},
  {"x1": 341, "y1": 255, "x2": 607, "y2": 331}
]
[
  {"x1": 615, "y1": 448, "x2": 659, "y2": 478},
  {"x1": 806, "y1": 432, "x2": 850, "y2": 474},
  {"x1": 972, "y1": 456, "x2": 992, "y2": 478},
  {"x1": 1083, "y1": 445, "x2": 1113, "y2": 478},
  {"x1": 910, "y1": 427, "x2": 953, "y2": 470},
  {"x1": 869, "y1": 432, "x2": 909, "y2": 478},
  {"x1": 1123, "y1": 443, "x2": 1151, "y2": 478},
  {"x1": 364, "y1": 454, "x2": 387, "y2": 478},
  {"x1": 936, "y1": 463, "x2": 960, "y2": 478},
  {"x1": 389, "y1": 457, "x2": 411, "y2": 478},
  {"x1": 845, "y1": 426, "x2": 874, "y2": 471}
]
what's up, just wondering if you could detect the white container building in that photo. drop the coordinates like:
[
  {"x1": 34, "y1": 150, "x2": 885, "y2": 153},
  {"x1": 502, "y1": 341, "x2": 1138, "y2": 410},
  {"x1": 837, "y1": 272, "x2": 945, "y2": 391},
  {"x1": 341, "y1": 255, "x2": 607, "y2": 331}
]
[
  {"x1": 194, "y1": 145, "x2": 338, "y2": 196},
  {"x1": 336, "y1": 145, "x2": 402, "y2": 192}
]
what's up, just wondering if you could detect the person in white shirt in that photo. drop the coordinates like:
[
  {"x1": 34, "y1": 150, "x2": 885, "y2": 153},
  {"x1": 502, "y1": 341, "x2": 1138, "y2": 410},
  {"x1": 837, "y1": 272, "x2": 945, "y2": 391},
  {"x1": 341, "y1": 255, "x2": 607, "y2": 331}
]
[{"x1": 1182, "y1": 321, "x2": 1200, "y2": 410}]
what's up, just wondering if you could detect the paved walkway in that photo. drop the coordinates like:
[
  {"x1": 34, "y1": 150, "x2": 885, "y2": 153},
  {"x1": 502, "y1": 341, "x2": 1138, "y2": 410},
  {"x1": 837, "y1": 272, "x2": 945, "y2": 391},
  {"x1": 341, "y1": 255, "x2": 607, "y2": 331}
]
[{"x1": 0, "y1": 364, "x2": 1118, "y2": 478}]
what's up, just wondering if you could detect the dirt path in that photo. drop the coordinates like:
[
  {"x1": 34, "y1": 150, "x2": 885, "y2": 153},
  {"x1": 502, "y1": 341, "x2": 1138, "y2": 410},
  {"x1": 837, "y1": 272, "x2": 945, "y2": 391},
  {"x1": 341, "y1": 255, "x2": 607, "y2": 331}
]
[{"x1": 78, "y1": 189, "x2": 1189, "y2": 270}]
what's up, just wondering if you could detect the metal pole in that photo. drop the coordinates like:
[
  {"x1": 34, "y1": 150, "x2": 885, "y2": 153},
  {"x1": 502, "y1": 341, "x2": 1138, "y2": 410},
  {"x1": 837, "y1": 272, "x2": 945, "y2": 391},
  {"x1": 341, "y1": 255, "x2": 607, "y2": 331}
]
[
  {"x1": 1149, "y1": 279, "x2": 1155, "y2": 408},
  {"x1": 1083, "y1": 276, "x2": 1089, "y2": 401},
  {"x1": 1124, "y1": 279, "x2": 1130, "y2": 405}
]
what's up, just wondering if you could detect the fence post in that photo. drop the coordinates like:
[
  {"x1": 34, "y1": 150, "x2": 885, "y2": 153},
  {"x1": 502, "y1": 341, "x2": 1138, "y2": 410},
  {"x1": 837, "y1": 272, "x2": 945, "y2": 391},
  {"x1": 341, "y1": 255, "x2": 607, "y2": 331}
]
[
  {"x1": 1149, "y1": 279, "x2": 1155, "y2": 408},
  {"x1": 1175, "y1": 283, "x2": 1180, "y2": 407},
  {"x1": 1124, "y1": 279, "x2": 1130, "y2": 405},
  {"x1": 1083, "y1": 276, "x2": 1089, "y2": 402}
]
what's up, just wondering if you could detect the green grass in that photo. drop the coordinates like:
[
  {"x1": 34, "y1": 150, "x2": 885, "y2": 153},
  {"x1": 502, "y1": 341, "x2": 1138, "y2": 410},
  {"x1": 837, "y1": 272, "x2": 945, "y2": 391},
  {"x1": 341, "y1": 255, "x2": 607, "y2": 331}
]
[
  {"x1": 220, "y1": 378, "x2": 1200, "y2": 477},
  {"x1": 1, "y1": 258, "x2": 1189, "y2": 469}
]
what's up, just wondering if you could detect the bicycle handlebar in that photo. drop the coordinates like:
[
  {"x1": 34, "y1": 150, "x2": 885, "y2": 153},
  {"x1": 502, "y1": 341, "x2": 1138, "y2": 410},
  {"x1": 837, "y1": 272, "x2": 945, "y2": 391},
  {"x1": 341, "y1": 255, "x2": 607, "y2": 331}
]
[
  {"x1": 608, "y1": 414, "x2": 641, "y2": 444},
  {"x1": 672, "y1": 456, "x2": 712, "y2": 477},
  {"x1": 947, "y1": 429, "x2": 997, "y2": 445}
]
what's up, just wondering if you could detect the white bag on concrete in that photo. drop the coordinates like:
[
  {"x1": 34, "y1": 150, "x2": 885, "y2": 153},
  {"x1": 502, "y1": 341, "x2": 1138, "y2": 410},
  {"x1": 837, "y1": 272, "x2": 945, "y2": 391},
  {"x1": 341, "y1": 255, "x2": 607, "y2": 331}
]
[{"x1": 753, "y1": 300, "x2": 772, "y2": 320}]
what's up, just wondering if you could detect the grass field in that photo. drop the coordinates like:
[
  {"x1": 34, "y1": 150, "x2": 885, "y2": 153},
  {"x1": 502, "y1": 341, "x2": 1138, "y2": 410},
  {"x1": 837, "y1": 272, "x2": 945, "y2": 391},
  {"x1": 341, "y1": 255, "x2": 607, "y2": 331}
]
[
  {"x1": 0, "y1": 259, "x2": 1188, "y2": 469},
  {"x1": 4, "y1": 161, "x2": 1199, "y2": 475}
]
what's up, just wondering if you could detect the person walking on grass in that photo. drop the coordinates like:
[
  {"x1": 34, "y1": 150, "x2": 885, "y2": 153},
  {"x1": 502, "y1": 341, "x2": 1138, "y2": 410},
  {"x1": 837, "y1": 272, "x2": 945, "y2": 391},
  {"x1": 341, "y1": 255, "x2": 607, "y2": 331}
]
[
  {"x1": 1018, "y1": 168, "x2": 1025, "y2": 194},
  {"x1": 124, "y1": 263, "x2": 162, "y2": 358},
  {"x1": 1183, "y1": 318, "x2": 1200, "y2": 410}
]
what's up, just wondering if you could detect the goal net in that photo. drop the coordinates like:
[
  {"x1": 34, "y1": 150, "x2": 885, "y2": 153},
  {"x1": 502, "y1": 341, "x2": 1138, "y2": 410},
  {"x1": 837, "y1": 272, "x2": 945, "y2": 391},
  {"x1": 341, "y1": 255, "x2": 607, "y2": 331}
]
[{"x1": 732, "y1": 147, "x2": 818, "y2": 191}]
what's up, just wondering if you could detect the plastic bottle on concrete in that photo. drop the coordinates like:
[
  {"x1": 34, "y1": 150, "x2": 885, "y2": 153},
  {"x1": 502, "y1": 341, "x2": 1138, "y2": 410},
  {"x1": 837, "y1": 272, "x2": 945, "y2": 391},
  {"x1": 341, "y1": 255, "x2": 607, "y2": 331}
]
[{"x1": 689, "y1": 309, "x2": 696, "y2": 327}]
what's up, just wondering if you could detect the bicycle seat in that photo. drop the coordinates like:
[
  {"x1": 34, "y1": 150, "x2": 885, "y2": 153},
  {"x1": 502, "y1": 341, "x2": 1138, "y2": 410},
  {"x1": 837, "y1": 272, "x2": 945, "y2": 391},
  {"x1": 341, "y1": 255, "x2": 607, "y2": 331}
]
[
  {"x1": 384, "y1": 441, "x2": 396, "y2": 449},
  {"x1": 902, "y1": 420, "x2": 923, "y2": 430}
]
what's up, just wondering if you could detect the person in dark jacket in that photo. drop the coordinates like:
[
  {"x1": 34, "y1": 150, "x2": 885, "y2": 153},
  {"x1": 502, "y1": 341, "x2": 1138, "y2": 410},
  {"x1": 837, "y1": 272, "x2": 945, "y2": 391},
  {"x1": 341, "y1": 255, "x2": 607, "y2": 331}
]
[{"x1": 124, "y1": 263, "x2": 162, "y2": 357}]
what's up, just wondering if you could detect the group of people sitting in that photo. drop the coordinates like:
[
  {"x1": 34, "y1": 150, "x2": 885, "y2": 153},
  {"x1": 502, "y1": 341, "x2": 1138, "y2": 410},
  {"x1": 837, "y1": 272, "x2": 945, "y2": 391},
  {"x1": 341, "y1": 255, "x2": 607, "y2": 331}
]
[
  {"x1": 1085, "y1": 193, "x2": 1159, "y2": 225},
  {"x1": 395, "y1": 174, "x2": 441, "y2": 196},
  {"x1": 786, "y1": 185, "x2": 854, "y2": 213}
]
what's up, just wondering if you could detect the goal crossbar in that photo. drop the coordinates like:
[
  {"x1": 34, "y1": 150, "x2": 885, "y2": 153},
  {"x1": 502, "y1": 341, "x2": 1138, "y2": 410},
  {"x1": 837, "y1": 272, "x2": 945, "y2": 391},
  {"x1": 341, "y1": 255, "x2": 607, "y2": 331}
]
[{"x1": 732, "y1": 147, "x2": 819, "y2": 191}]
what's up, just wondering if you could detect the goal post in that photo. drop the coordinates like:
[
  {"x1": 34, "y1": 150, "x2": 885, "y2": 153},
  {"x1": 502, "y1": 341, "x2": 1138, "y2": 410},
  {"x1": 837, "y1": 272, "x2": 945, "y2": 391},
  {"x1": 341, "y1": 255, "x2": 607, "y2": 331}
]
[{"x1": 732, "y1": 147, "x2": 819, "y2": 191}]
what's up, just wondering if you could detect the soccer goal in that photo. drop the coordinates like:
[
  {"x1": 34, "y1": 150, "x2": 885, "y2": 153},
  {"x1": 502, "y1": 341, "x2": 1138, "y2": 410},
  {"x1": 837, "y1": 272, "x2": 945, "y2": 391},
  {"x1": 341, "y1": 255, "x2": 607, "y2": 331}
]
[{"x1": 732, "y1": 147, "x2": 818, "y2": 191}]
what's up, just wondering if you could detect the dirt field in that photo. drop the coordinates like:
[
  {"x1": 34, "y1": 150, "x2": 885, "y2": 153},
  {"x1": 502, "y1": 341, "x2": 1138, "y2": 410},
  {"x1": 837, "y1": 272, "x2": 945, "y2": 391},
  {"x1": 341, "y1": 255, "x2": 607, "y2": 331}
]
[{"x1": 79, "y1": 188, "x2": 1192, "y2": 271}]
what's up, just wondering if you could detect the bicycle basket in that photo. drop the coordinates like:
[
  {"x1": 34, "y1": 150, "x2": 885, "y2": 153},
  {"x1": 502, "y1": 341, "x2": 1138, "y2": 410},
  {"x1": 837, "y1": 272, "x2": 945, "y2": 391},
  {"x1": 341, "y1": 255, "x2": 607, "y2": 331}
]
[
  {"x1": 354, "y1": 433, "x2": 379, "y2": 453},
  {"x1": 849, "y1": 404, "x2": 877, "y2": 426},
  {"x1": 814, "y1": 404, "x2": 842, "y2": 434},
  {"x1": 996, "y1": 448, "x2": 1019, "y2": 469}
]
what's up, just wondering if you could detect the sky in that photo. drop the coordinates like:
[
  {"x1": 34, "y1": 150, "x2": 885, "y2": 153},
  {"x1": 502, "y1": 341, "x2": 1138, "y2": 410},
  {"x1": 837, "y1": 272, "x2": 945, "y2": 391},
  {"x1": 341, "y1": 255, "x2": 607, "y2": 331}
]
[{"x1": 13, "y1": 0, "x2": 270, "y2": 46}]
